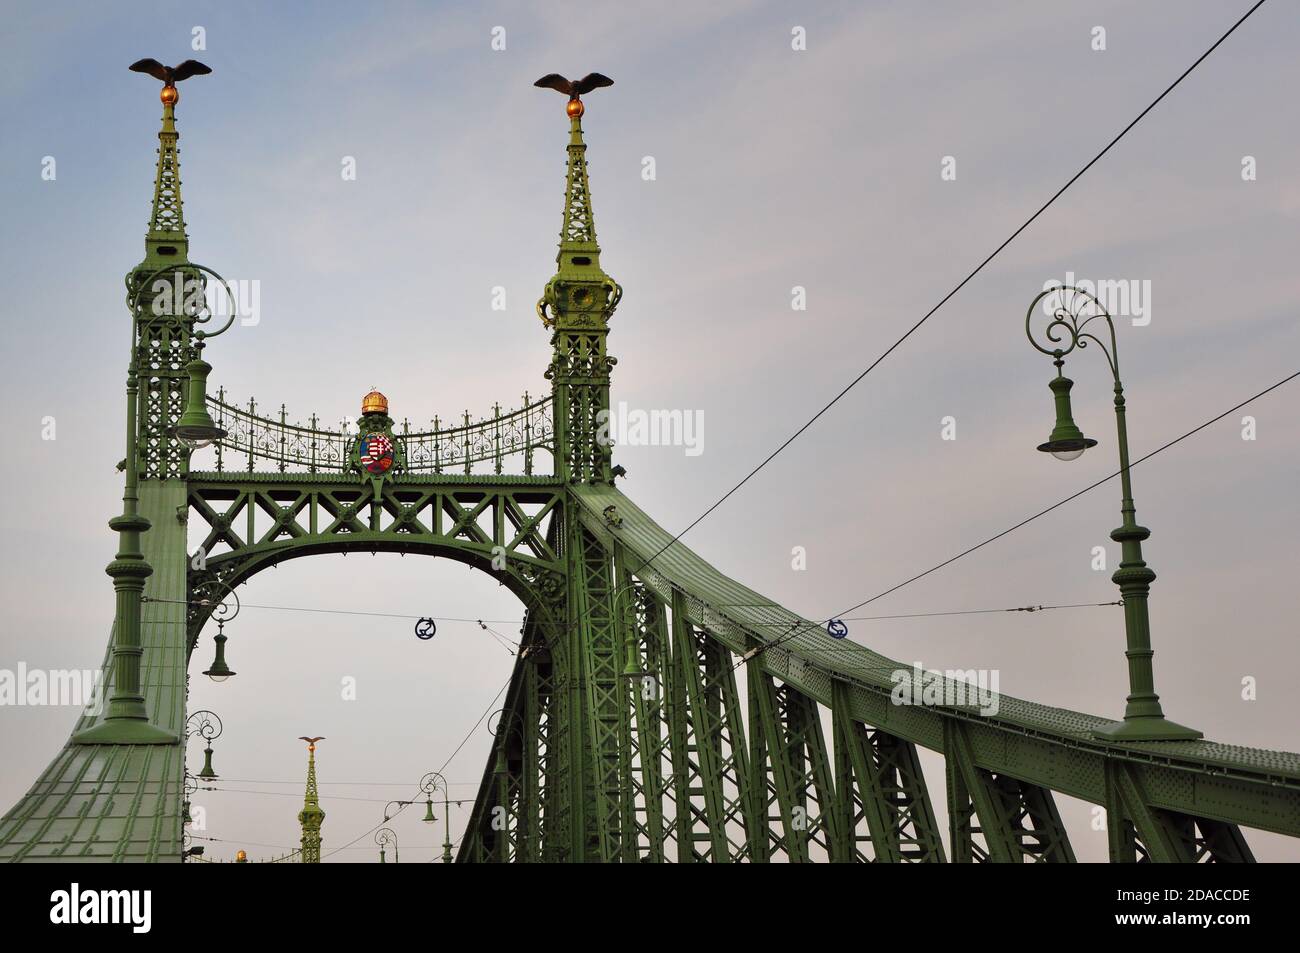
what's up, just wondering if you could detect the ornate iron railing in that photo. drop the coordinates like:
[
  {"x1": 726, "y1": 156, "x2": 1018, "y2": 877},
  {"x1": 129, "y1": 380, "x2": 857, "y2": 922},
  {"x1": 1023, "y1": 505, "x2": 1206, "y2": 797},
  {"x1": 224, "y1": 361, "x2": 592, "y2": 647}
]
[{"x1": 207, "y1": 389, "x2": 555, "y2": 476}]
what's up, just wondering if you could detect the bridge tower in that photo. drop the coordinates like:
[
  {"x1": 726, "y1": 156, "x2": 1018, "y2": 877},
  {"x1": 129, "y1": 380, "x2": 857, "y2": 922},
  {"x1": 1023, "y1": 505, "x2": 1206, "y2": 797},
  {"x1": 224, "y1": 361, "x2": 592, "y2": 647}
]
[{"x1": 0, "y1": 71, "x2": 212, "y2": 861}]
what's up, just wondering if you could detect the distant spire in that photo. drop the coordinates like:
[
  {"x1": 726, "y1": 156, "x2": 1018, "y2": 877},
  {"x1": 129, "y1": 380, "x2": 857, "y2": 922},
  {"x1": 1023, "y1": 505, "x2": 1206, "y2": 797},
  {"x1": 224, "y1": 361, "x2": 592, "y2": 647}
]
[{"x1": 297, "y1": 737, "x2": 326, "y2": 864}]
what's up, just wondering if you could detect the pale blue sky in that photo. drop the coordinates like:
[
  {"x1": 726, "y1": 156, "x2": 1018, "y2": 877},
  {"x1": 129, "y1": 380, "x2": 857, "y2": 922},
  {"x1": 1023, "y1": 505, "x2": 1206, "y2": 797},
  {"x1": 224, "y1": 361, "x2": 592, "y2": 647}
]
[{"x1": 1, "y1": 0, "x2": 1297, "y2": 861}]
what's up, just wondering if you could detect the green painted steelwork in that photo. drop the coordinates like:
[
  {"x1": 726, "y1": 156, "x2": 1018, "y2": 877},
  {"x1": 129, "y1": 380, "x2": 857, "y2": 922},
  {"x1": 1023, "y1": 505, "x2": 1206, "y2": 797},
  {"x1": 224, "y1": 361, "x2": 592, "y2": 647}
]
[
  {"x1": 1027, "y1": 287, "x2": 1200, "y2": 742},
  {"x1": 2, "y1": 69, "x2": 1298, "y2": 864},
  {"x1": 298, "y1": 741, "x2": 324, "y2": 864}
]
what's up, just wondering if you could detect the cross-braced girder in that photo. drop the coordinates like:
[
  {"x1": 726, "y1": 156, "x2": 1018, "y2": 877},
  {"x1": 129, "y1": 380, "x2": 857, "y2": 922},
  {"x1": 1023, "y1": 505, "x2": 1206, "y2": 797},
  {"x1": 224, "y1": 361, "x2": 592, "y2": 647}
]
[{"x1": 184, "y1": 474, "x2": 565, "y2": 648}]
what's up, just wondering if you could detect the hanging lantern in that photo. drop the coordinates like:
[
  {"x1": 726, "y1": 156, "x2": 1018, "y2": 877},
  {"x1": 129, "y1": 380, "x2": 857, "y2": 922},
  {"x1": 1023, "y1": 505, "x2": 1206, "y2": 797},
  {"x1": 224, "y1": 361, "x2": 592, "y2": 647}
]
[
  {"x1": 203, "y1": 627, "x2": 236, "y2": 682},
  {"x1": 172, "y1": 356, "x2": 227, "y2": 449},
  {"x1": 1036, "y1": 374, "x2": 1098, "y2": 462},
  {"x1": 197, "y1": 744, "x2": 218, "y2": 780}
]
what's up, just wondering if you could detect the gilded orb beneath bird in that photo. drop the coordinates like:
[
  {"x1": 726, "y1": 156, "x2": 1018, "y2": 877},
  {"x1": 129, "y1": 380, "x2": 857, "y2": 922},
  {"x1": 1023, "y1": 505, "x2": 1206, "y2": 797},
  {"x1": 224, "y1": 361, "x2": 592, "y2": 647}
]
[
  {"x1": 566, "y1": 99, "x2": 584, "y2": 119},
  {"x1": 160, "y1": 85, "x2": 179, "y2": 105}
]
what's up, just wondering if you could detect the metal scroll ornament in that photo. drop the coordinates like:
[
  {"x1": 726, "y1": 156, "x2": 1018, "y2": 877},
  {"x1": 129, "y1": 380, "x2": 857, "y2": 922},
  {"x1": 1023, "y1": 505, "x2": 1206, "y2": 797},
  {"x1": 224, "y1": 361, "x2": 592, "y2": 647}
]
[{"x1": 1025, "y1": 284, "x2": 1120, "y2": 378}]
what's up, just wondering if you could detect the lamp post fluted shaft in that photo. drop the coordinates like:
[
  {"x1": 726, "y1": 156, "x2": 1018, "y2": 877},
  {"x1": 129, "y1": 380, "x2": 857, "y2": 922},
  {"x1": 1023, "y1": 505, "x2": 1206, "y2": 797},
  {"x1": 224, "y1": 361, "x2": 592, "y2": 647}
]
[
  {"x1": 72, "y1": 313, "x2": 175, "y2": 744},
  {"x1": 1026, "y1": 287, "x2": 1200, "y2": 741},
  {"x1": 420, "y1": 771, "x2": 454, "y2": 863}
]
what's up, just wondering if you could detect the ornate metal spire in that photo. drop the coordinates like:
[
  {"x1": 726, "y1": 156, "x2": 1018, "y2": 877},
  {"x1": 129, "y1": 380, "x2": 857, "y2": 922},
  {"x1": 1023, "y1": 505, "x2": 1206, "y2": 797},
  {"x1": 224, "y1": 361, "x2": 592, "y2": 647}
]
[
  {"x1": 533, "y1": 73, "x2": 613, "y2": 279},
  {"x1": 561, "y1": 111, "x2": 597, "y2": 248},
  {"x1": 297, "y1": 737, "x2": 326, "y2": 864},
  {"x1": 535, "y1": 75, "x2": 622, "y2": 484},
  {"x1": 128, "y1": 59, "x2": 210, "y2": 271}
]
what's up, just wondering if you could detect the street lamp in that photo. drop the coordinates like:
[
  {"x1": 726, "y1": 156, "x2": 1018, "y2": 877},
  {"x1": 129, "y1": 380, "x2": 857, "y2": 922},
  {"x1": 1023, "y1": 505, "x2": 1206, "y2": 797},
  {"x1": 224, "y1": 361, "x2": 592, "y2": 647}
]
[
  {"x1": 197, "y1": 583, "x2": 239, "y2": 682},
  {"x1": 375, "y1": 827, "x2": 398, "y2": 864},
  {"x1": 1025, "y1": 285, "x2": 1200, "y2": 741},
  {"x1": 185, "y1": 709, "x2": 223, "y2": 781},
  {"x1": 420, "y1": 771, "x2": 455, "y2": 864},
  {"x1": 486, "y1": 709, "x2": 524, "y2": 861},
  {"x1": 73, "y1": 264, "x2": 239, "y2": 744},
  {"x1": 612, "y1": 582, "x2": 647, "y2": 679}
]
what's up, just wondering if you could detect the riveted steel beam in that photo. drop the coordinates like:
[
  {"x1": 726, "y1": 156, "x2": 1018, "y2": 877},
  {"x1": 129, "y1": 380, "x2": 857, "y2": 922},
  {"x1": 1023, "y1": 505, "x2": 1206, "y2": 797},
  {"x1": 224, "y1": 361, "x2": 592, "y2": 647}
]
[{"x1": 832, "y1": 680, "x2": 945, "y2": 862}]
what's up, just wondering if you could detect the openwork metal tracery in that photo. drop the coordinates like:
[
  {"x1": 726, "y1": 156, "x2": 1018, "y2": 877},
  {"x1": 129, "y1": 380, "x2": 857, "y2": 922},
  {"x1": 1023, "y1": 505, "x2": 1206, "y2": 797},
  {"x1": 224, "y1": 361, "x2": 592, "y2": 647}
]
[
  {"x1": 207, "y1": 391, "x2": 554, "y2": 476},
  {"x1": 1026, "y1": 284, "x2": 1120, "y2": 377}
]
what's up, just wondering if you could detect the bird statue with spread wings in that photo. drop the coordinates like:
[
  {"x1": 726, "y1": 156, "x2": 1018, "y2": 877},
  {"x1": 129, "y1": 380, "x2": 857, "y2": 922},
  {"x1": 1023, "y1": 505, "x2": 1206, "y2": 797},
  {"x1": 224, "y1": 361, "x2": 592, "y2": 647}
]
[
  {"x1": 534, "y1": 72, "x2": 613, "y2": 118},
  {"x1": 129, "y1": 58, "x2": 212, "y2": 105},
  {"x1": 299, "y1": 736, "x2": 325, "y2": 753}
]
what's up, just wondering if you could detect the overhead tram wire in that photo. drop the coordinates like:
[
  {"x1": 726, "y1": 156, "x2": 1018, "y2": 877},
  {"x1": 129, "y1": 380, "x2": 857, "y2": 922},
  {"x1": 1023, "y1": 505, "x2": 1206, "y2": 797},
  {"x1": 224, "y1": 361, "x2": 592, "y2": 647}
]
[
  {"x1": 318, "y1": 670, "x2": 513, "y2": 861},
  {"x1": 198, "y1": 786, "x2": 477, "y2": 807},
  {"x1": 168, "y1": 598, "x2": 1122, "y2": 635},
  {"x1": 200, "y1": 777, "x2": 482, "y2": 787},
  {"x1": 826, "y1": 601, "x2": 1121, "y2": 623},
  {"x1": 182, "y1": 361, "x2": 1297, "y2": 678},
  {"x1": 143, "y1": 597, "x2": 525, "y2": 629},
  {"x1": 149, "y1": 596, "x2": 525, "y2": 653},
  {"x1": 612, "y1": 0, "x2": 1269, "y2": 602},
  {"x1": 738, "y1": 367, "x2": 1300, "y2": 669},
  {"x1": 178, "y1": 364, "x2": 1295, "y2": 738}
]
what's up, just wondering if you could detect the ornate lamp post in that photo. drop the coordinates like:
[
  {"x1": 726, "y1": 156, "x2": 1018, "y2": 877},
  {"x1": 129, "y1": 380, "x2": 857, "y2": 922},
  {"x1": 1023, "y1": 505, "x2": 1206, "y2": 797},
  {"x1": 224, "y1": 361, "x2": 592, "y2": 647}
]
[
  {"x1": 611, "y1": 583, "x2": 643, "y2": 678},
  {"x1": 420, "y1": 771, "x2": 455, "y2": 864},
  {"x1": 375, "y1": 827, "x2": 398, "y2": 864},
  {"x1": 72, "y1": 263, "x2": 235, "y2": 738},
  {"x1": 1025, "y1": 285, "x2": 1200, "y2": 741},
  {"x1": 185, "y1": 709, "x2": 223, "y2": 781},
  {"x1": 487, "y1": 710, "x2": 525, "y2": 861}
]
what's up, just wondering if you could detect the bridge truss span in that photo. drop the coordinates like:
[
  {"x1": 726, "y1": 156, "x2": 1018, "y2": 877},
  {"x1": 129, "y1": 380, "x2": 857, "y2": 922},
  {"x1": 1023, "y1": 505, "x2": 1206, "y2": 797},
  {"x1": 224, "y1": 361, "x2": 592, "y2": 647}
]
[{"x1": 457, "y1": 485, "x2": 1300, "y2": 863}]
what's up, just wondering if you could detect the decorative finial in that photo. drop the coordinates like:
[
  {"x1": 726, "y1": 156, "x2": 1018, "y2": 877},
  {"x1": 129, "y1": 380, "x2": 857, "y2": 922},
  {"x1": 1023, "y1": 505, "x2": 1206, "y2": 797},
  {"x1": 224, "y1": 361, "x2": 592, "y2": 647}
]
[
  {"x1": 361, "y1": 389, "x2": 388, "y2": 416},
  {"x1": 534, "y1": 72, "x2": 614, "y2": 117},
  {"x1": 129, "y1": 58, "x2": 212, "y2": 105},
  {"x1": 299, "y1": 735, "x2": 325, "y2": 753}
]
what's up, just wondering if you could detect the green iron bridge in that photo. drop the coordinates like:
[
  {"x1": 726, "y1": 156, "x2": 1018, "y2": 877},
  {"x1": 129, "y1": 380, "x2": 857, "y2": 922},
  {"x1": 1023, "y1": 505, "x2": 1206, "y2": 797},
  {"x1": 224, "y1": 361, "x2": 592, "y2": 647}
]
[{"x1": 1, "y1": 67, "x2": 1296, "y2": 864}]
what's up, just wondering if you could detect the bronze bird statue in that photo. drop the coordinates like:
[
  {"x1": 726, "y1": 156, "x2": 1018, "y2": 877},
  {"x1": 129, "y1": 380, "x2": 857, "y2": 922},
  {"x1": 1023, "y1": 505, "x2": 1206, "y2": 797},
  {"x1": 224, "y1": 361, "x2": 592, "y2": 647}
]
[
  {"x1": 298, "y1": 735, "x2": 325, "y2": 752},
  {"x1": 129, "y1": 58, "x2": 212, "y2": 105},
  {"x1": 534, "y1": 72, "x2": 613, "y2": 118}
]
